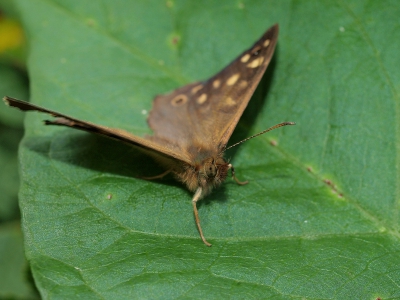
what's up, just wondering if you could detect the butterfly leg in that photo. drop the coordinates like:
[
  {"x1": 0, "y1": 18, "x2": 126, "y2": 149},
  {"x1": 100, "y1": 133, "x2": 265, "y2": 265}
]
[
  {"x1": 192, "y1": 187, "x2": 212, "y2": 247},
  {"x1": 140, "y1": 169, "x2": 171, "y2": 180},
  {"x1": 228, "y1": 164, "x2": 248, "y2": 185}
]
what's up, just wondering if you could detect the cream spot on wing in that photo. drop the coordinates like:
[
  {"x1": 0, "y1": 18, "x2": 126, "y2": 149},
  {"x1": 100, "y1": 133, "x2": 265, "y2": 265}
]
[
  {"x1": 191, "y1": 84, "x2": 203, "y2": 94},
  {"x1": 238, "y1": 80, "x2": 248, "y2": 89},
  {"x1": 226, "y1": 73, "x2": 240, "y2": 86},
  {"x1": 213, "y1": 79, "x2": 221, "y2": 88},
  {"x1": 197, "y1": 93, "x2": 208, "y2": 104},
  {"x1": 247, "y1": 57, "x2": 264, "y2": 68},
  {"x1": 171, "y1": 94, "x2": 188, "y2": 106},
  {"x1": 263, "y1": 39, "x2": 270, "y2": 47},
  {"x1": 225, "y1": 97, "x2": 236, "y2": 106},
  {"x1": 240, "y1": 53, "x2": 250, "y2": 63}
]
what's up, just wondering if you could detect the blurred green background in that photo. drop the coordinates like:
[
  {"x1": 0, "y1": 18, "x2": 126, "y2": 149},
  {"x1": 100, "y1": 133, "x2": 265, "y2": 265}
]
[{"x1": 0, "y1": 2, "x2": 39, "y2": 299}]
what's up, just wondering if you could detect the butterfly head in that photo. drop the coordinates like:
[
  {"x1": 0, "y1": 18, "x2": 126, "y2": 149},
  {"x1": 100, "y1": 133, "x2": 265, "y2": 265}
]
[
  {"x1": 179, "y1": 156, "x2": 229, "y2": 196},
  {"x1": 198, "y1": 156, "x2": 230, "y2": 195}
]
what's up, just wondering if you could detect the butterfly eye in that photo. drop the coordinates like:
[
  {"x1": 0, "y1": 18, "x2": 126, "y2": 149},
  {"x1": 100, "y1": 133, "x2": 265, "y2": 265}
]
[{"x1": 206, "y1": 164, "x2": 217, "y2": 177}]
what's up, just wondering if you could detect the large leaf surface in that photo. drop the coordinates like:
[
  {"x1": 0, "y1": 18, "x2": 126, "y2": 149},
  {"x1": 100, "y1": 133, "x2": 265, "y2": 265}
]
[{"x1": 14, "y1": 0, "x2": 400, "y2": 298}]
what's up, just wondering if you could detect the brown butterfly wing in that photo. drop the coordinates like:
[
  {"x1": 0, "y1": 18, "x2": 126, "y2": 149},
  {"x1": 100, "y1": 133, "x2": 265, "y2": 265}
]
[
  {"x1": 3, "y1": 96, "x2": 192, "y2": 164},
  {"x1": 148, "y1": 24, "x2": 279, "y2": 159}
]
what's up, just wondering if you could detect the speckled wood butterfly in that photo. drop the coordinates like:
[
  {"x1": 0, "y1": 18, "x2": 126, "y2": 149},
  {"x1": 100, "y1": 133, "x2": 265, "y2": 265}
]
[{"x1": 4, "y1": 24, "x2": 294, "y2": 246}]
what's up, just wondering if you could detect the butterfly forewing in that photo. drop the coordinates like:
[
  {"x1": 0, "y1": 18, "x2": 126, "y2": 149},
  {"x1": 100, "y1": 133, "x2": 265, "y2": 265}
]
[
  {"x1": 3, "y1": 97, "x2": 192, "y2": 164},
  {"x1": 147, "y1": 24, "x2": 279, "y2": 161}
]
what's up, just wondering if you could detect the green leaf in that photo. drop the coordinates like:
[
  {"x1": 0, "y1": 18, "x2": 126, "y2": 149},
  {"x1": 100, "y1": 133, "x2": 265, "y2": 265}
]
[{"x1": 14, "y1": 0, "x2": 400, "y2": 298}]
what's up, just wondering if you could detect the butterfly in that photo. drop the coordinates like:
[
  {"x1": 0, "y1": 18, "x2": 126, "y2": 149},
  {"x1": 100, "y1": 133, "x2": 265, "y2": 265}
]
[{"x1": 3, "y1": 23, "x2": 294, "y2": 246}]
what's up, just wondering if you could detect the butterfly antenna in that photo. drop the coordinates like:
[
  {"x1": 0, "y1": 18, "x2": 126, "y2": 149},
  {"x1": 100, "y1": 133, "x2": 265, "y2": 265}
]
[{"x1": 225, "y1": 122, "x2": 295, "y2": 151}]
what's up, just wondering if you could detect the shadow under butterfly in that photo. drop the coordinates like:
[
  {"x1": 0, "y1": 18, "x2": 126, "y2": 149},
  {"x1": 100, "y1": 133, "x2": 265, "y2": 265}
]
[{"x1": 3, "y1": 23, "x2": 295, "y2": 246}]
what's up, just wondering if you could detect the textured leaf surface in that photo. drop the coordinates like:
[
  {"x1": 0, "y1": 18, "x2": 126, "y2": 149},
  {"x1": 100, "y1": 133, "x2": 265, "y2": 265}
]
[{"x1": 14, "y1": 0, "x2": 400, "y2": 299}]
